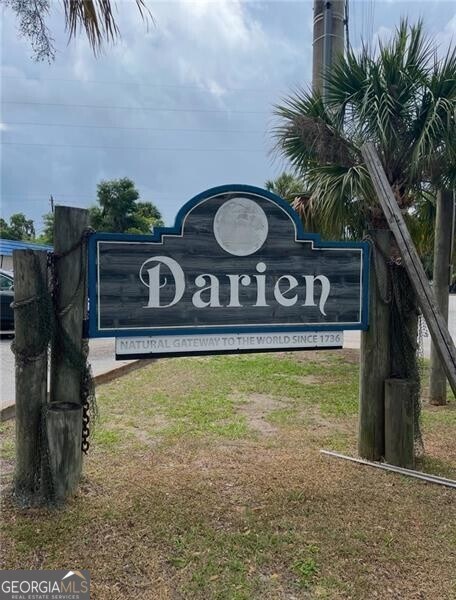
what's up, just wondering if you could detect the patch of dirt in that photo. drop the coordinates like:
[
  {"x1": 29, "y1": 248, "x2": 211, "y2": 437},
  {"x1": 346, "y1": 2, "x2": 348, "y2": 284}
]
[
  {"x1": 279, "y1": 350, "x2": 333, "y2": 363},
  {"x1": 272, "y1": 373, "x2": 322, "y2": 385},
  {"x1": 339, "y1": 348, "x2": 360, "y2": 364},
  {"x1": 287, "y1": 348, "x2": 360, "y2": 365},
  {"x1": 0, "y1": 458, "x2": 14, "y2": 477},
  {"x1": 125, "y1": 414, "x2": 169, "y2": 446},
  {"x1": 425, "y1": 402, "x2": 456, "y2": 413},
  {"x1": 233, "y1": 393, "x2": 291, "y2": 435}
]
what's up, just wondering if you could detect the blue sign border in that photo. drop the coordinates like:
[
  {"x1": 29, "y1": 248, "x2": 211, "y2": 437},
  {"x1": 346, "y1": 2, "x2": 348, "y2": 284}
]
[{"x1": 88, "y1": 184, "x2": 370, "y2": 338}]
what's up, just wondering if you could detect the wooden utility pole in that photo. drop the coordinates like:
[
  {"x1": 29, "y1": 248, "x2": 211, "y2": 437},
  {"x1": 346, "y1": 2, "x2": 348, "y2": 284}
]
[
  {"x1": 384, "y1": 379, "x2": 415, "y2": 469},
  {"x1": 358, "y1": 229, "x2": 391, "y2": 460},
  {"x1": 362, "y1": 143, "x2": 456, "y2": 398},
  {"x1": 312, "y1": 0, "x2": 345, "y2": 97},
  {"x1": 13, "y1": 250, "x2": 48, "y2": 505},
  {"x1": 429, "y1": 189, "x2": 455, "y2": 405},
  {"x1": 48, "y1": 205, "x2": 89, "y2": 502},
  {"x1": 46, "y1": 402, "x2": 83, "y2": 502}
]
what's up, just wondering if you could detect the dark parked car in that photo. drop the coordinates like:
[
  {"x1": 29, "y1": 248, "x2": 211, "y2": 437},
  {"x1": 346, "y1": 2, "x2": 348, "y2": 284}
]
[{"x1": 0, "y1": 269, "x2": 14, "y2": 333}]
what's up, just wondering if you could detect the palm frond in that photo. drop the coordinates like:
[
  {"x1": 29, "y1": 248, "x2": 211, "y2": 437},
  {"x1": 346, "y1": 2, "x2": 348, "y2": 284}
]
[{"x1": 63, "y1": 0, "x2": 152, "y2": 51}]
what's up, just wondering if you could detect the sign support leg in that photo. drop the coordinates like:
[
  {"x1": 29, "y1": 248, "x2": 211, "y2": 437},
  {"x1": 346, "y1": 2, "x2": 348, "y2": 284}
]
[
  {"x1": 13, "y1": 249, "x2": 48, "y2": 505},
  {"x1": 358, "y1": 230, "x2": 391, "y2": 460},
  {"x1": 48, "y1": 206, "x2": 89, "y2": 502}
]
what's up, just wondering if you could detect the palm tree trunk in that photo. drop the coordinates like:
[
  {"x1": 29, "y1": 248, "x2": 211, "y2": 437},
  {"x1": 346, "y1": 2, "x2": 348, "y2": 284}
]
[{"x1": 429, "y1": 189, "x2": 454, "y2": 405}]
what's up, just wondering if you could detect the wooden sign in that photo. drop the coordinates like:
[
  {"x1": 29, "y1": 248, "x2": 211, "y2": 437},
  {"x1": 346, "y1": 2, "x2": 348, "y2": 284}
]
[{"x1": 88, "y1": 185, "x2": 369, "y2": 358}]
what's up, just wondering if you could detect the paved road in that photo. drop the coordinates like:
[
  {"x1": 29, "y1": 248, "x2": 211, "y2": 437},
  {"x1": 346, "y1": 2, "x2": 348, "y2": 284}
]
[
  {"x1": 344, "y1": 295, "x2": 456, "y2": 355},
  {"x1": 0, "y1": 338, "x2": 132, "y2": 414}
]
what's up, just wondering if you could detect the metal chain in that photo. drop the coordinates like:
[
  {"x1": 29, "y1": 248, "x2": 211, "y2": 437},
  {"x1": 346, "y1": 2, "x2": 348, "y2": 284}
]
[
  {"x1": 49, "y1": 228, "x2": 97, "y2": 454},
  {"x1": 81, "y1": 339, "x2": 96, "y2": 455}
]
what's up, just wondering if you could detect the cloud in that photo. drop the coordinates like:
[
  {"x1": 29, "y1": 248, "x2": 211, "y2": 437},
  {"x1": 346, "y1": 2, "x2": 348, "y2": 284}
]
[
  {"x1": 1, "y1": 1, "x2": 307, "y2": 232},
  {"x1": 2, "y1": 0, "x2": 454, "y2": 234},
  {"x1": 435, "y1": 14, "x2": 456, "y2": 53}
]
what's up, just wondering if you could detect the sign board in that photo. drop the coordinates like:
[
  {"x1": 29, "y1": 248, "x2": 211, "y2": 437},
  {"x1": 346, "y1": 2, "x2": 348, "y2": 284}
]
[
  {"x1": 88, "y1": 185, "x2": 369, "y2": 358},
  {"x1": 115, "y1": 331, "x2": 345, "y2": 358}
]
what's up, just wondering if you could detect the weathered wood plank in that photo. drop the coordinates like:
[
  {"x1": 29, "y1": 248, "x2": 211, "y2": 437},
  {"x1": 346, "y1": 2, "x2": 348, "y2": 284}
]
[
  {"x1": 49, "y1": 206, "x2": 89, "y2": 499},
  {"x1": 50, "y1": 206, "x2": 89, "y2": 405},
  {"x1": 384, "y1": 379, "x2": 414, "y2": 469},
  {"x1": 358, "y1": 229, "x2": 391, "y2": 460},
  {"x1": 361, "y1": 143, "x2": 456, "y2": 398},
  {"x1": 46, "y1": 402, "x2": 83, "y2": 503},
  {"x1": 429, "y1": 189, "x2": 454, "y2": 404},
  {"x1": 13, "y1": 249, "x2": 48, "y2": 505},
  {"x1": 91, "y1": 191, "x2": 368, "y2": 339}
]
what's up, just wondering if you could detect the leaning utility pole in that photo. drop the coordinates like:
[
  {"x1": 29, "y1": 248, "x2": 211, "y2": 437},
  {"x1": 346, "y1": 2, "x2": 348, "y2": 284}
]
[{"x1": 312, "y1": 0, "x2": 345, "y2": 97}]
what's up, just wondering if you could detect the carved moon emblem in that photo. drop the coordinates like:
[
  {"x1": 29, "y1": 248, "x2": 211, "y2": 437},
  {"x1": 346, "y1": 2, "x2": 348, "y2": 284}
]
[{"x1": 213, "y1": 197, "x2": 269, "y2": 256}]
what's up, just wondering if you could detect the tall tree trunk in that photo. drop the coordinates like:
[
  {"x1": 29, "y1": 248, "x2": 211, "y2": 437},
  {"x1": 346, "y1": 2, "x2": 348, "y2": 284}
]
[{"x1": 429, "y1": 189, "x2": 454, "y2": 406}]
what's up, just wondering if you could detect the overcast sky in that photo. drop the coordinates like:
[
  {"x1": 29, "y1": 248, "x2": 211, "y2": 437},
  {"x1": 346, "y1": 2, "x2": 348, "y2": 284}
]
[{"x1": 1, "y1": 0, "x2": 455, "y2": 232}]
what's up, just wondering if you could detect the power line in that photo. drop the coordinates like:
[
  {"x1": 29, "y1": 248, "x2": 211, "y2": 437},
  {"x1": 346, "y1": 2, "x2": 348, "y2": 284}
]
[
  {"x1": 1, "y1": 100, "x2": 268, "y2": 115},
  {"x1": 2, "y1": 141, "x2": 264, "y2": 152},
  {"x1": 2, "y1": 191, "x2": 182, "y2": 199},
  {"x1": 2, "y1": 121, "x2": 264, "y2": 134},
  {"x1": 0, "y1": 75, "x2": 275, "y2": 94},
  {"x1": 2, "y1": 196, "x2": 183, "y2": 203}
]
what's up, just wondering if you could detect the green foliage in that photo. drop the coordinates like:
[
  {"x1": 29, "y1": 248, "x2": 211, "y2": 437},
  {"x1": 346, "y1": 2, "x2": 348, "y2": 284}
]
[
  {"x1": 292, "y1": 554, "x2": 319, "y2": 588},
  {"x1": 273, "y1": 20, "x2": 456, "y2": 242},
  {"x1": 0, "y1": 213, "x2": 35, "y2": 240},
  {"x1": 265, "y1": 172, "x2": 304, "y2": 202},
  {"x1": 5, "y1": 0, "x2": 151, "y2": 62},
  {"x1": 35, "y1": 212, "x2": 54, "y2": 245},
  {"x1": 89, "y1": 177, "x2": 163, "y2": 234}
]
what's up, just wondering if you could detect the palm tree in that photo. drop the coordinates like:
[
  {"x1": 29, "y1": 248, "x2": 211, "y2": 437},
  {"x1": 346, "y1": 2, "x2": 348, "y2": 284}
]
[
  {"x1": 265, "y1": 172, "x2": 304, "y2": 202},
  {"x1": 273, "y1": 19, "x2": 456, "y2": 454},
  {"x1": 63, "y1": 0, "x2": 151, "y2": 50},
  {"x1": 265, "y1": 172, "x2": 330, "y2": 235},
  {"x1": 5, "y1": 0, "x2": 151, "y2": 61}
]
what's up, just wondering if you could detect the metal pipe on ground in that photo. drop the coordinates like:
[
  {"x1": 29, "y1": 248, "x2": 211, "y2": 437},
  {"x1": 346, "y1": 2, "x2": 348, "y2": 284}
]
[{"x1": 321, "y1": 450, "x2": 456, "y2": 489}]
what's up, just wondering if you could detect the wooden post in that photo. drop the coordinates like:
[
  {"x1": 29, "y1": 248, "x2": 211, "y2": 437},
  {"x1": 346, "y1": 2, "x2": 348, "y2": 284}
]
[
  {"x1": 46, "y1": 403, "x2": 83, "y2": 503},
  {"x1": 48, "y1": 206, "x2": 89, "y2": 497},
  {"x1": 13, "y1": 250, "x2": 48, "y2": 505},
  {"x1": 384, "y1": 379, "x2": 415, "y2": 469},
  {"x1": 429, "y1": 189, "x2": 454, "y2": 405},
  {"x1": 362, "y1": 143, "x2": 456, "y2": 398},
  {"x1": 358, "y1": 229, "x2": 391, "y2": 460}
]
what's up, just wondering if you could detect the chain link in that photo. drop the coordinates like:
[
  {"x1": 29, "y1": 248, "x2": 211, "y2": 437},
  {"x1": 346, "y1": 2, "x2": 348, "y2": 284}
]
[{"x1": 48, "y1": 228, "x2": 97, "y2": 455}]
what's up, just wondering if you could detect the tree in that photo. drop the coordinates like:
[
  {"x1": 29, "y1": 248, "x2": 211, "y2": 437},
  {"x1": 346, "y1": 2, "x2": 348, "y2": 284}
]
[
  {"x1": 265, "y1": 172, "x2": 304, "y2": 202},
  {"x1": 0, "y1": 219, "x2": 13, "y2": 240},
  {"x1": 35, "y1": 212, "x2": 55, "y2": 245},
  {"x1": 89, "y1": 177, "x2": 163, "y2": 234},
  {"x1": 265, "y1": 172, "x2": 326, "y2": 234},
  {"x1": 0, "y1": 213, "x2": 35, "y2": 240},
  {"x1": 4, "y1": 0, "x2": 151, "y2": 61},
  {"x1": 274, "y1": 20, "x2": 456, "y2": 453},
  {"x1": 274, "y1": 20, "x2": 454, "y2": 239}
]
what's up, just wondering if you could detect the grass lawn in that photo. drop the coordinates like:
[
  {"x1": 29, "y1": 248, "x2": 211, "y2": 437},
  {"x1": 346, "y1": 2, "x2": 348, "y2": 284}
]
[{"x1": 1, "y1": 349, "x2": 455, "y2": 599}]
